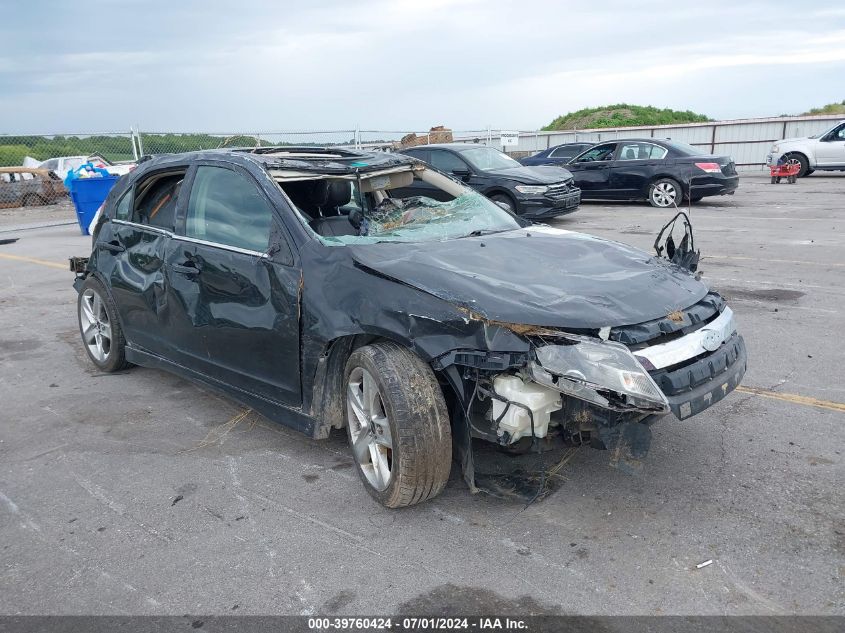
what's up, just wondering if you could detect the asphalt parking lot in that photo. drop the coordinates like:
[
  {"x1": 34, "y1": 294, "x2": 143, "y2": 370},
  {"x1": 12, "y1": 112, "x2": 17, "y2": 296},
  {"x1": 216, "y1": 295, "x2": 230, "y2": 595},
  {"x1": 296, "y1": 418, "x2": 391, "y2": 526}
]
[{"x1": 0, "y1": 174, "x2": 843, "y2": 616}]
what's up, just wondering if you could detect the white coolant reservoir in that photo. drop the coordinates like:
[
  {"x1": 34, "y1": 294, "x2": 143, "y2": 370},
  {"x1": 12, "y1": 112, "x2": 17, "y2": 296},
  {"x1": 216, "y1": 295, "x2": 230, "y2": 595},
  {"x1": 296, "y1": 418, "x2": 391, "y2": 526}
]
[{"x1": 492, "y1": 375, "x2": 562, "y2": 443}]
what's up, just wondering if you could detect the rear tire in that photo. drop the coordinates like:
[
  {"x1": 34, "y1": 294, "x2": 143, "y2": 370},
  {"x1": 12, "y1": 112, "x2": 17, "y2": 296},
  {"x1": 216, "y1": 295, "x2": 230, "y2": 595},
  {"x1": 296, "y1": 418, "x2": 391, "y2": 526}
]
[
  {"x1": 344, "y1": 342, "x2": 451, "y2": 508},
  {"x1": 648, "y1": 178, "x2": 682, "y2": 208},
  {"x1": 77, "y1": 277, "x2": 131, "y2": 373}
]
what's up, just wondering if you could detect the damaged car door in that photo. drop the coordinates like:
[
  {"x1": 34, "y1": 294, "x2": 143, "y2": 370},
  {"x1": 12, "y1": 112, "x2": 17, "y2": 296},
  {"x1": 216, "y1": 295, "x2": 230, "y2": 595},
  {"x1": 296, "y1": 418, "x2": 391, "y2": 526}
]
[
  {"x1": 164, "y1": 162, "x2": 301, "y2": 407},
  {"x1": 96, "y1": 167, "x2": 185, "y2": 357}
]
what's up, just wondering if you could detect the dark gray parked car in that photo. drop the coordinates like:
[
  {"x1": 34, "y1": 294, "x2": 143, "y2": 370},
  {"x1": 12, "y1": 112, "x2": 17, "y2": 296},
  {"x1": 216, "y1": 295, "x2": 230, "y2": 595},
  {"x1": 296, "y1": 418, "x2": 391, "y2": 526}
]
[{"x1": 397, "y1": 143, "x2": 581, "y2": 220}]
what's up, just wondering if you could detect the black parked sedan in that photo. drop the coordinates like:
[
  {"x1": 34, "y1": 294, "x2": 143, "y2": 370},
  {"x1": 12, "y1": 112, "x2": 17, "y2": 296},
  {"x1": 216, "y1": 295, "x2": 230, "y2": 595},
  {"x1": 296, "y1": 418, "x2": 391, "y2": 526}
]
[
  {"x1": 72, "y1": 147, "x2": 746, "y2": 509},
  {"x1": 397, "y1": 143, "x2": 580, "y2": 219},
  {"x1": 519, "y1": 142, "x2": 596, "y2": 166},
  {"x1": 565, "y1": 138, "x2": 739, "y2": 207}
]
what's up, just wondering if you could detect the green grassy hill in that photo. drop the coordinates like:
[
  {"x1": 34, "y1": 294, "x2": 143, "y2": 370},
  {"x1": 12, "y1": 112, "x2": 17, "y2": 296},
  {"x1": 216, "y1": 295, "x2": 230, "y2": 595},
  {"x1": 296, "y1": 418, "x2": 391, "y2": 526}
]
[
  {"x1": 800, "y1": 100, "x2": 845, "y2": 116},
  {"x1": 542, "y1": 104, "x2": 711, "y2": 131}
]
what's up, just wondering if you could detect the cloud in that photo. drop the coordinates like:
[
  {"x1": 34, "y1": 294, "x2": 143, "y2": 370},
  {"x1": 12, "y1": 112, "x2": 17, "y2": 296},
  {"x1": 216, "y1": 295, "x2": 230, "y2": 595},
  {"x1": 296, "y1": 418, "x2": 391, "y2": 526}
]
[{"x1": 0, "y1": 0, "x2": 843, "y2": 132}]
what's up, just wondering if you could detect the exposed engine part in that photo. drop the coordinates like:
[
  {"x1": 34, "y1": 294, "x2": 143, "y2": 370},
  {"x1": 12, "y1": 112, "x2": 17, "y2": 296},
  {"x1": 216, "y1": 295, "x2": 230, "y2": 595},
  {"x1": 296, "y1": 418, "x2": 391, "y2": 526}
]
[{"x1": 489, "y1": 374, "x2": 562, "y2": 444}]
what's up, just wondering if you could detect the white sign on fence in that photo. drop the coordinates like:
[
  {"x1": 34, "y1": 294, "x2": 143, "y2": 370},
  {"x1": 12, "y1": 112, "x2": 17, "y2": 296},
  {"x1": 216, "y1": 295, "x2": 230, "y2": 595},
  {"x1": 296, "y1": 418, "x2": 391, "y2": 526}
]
[{"x1": 500, "y1": 131, "x2": 519, "y2": 146}]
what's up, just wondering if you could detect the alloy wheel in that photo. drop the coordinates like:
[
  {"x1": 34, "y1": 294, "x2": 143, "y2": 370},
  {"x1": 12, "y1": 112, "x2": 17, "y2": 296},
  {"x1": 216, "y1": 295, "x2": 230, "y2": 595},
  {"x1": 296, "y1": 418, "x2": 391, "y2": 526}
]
[
  {"x1": 347, "y1": 367, "x2": 393, "y2": 491},
  {"x1": 652, "y1": 182, "x2": 678, "y2": 207},
  {"x1": 79, "y1": 288, "x2": 112, "y2": 363}
]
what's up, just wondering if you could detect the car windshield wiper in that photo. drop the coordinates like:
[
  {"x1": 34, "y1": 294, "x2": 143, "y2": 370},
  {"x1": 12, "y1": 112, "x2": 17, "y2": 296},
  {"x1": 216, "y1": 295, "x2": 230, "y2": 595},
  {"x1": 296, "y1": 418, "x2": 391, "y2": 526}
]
[{"x1": 462, "y1": 228, "x2": 513, "y2": 238}]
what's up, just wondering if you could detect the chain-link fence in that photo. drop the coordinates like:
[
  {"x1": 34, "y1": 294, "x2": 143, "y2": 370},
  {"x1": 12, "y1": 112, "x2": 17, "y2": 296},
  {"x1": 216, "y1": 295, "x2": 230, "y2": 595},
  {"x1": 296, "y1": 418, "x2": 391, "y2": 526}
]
[{"x1": 3, "y1": 117, "x2": 840, "y2": 211}]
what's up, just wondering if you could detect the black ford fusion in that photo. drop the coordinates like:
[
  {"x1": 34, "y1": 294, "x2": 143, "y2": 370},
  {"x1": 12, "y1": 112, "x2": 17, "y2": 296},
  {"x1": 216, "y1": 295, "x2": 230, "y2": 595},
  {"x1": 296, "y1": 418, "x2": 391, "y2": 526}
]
[
  {"x1": 565, "y1": 138, "x2": 739, "y2": 207},
  {"x1": 72, "y1": 147, "x2": 747, "y2": 508},
  {"x1": 396, "y1": 143, "x2": 580, "y2": 219}
]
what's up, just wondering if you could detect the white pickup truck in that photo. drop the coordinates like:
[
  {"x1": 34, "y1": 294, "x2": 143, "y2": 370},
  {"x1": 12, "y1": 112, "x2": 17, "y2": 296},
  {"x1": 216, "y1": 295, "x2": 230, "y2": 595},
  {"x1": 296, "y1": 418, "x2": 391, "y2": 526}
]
[{"x1": 766, "y1": 120, "x2": 845, "y2": 177}]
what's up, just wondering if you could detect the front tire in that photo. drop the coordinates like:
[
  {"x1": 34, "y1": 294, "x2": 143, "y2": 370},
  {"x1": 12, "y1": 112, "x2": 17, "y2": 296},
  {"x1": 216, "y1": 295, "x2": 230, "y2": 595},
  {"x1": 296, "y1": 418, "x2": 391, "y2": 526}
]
[
  {"x1": 77, "y1": 277, "x2": 131, "y2": 372},
  {"x1": 785, "y1": 153, "x2": 810, "y2": 178},
  {"x1": 344, "y1": 342, "x2": 451, "y2": 508},
  {"x1": 648, "y1": 178, "x2": 682, "y2": 208},
  {"x1": 489, "y1": 193, "x2": 516, "y2": 214}
]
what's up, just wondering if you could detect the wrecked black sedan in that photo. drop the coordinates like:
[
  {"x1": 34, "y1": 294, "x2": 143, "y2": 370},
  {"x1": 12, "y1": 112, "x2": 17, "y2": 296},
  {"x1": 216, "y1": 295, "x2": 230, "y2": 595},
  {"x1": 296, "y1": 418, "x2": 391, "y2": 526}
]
[{"x1": 71, "y1": 147, "x2": 746, "y2": 508}]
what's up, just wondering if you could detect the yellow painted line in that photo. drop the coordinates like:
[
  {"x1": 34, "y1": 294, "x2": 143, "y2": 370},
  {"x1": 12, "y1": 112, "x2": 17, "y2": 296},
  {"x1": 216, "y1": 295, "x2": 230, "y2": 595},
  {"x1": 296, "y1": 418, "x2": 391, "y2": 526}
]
[
  {"x1": 0, "y1": 252, "x2": 67, "y2": 270},
  {"x1": 707, "y1": 254, "x2": 845, "y2": 268},
  {"x1": 736, "y1": 386, "x2": 845, "y2": 413}
]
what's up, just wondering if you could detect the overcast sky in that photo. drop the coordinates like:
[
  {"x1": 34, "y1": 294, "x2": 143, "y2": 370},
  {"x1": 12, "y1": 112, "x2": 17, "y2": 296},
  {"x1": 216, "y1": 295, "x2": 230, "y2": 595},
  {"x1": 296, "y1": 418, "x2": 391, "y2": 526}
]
[{"x1": 2, "y1": 0, "x2": 844, "y2": 134}]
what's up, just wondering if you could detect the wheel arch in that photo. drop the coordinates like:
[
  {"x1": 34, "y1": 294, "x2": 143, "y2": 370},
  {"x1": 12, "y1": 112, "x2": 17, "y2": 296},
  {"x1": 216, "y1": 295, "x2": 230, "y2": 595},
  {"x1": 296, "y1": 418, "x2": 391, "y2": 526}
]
[
  {"x1": 482, "y1": 187, "x2": 518, "y2": 205},
  {"x1": 782, "y1": 150, "x2": 814, "y2": 174},
  {"x1": 308, "y1": 332, "x2": 434, "y2": 440}
]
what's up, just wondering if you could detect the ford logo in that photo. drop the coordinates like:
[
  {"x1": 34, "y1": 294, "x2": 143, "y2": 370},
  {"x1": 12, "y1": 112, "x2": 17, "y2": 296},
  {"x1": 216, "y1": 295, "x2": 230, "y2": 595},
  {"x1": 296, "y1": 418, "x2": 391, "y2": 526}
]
[{"x1": 701, "y1": 329, "x2": 722, "y2": 352}]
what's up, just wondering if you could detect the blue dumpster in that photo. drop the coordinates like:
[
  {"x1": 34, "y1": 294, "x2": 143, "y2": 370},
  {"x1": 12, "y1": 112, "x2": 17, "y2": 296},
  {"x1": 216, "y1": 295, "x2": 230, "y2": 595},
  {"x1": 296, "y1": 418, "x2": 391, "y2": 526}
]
[{"x1": 67, "y1": 172, "x2": 118, "y2": 235}]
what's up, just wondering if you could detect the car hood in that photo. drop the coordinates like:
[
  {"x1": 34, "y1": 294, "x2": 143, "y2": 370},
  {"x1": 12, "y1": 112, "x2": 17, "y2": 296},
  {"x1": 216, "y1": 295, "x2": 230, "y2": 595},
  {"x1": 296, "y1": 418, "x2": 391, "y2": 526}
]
[
  {"x1": 774, "y1": 136, "x2": 816, "y2": 146},
  {"x1": 349, "y1": 226, "x2": 708, "y2": 330},
  {"x1": 481, "y1": 165, "x2": 573, "y2": 184}
]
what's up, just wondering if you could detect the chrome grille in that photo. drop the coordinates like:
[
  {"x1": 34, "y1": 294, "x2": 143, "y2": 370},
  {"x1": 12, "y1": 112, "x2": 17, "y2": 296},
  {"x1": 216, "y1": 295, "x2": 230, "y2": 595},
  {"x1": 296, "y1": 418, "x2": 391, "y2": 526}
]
[{"x1": 546, "y1": 180, "x2": 576, "y2": 199}]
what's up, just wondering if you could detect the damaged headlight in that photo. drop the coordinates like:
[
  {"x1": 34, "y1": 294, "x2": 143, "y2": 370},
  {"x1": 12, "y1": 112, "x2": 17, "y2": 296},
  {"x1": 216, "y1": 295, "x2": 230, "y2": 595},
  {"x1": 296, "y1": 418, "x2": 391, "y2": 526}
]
[
  {"x1": 514, "y1": 185, "x2": 549, "y2": 195},
  {"x1": 528, "y1": 336, "x2": 670, "y2": 414}
]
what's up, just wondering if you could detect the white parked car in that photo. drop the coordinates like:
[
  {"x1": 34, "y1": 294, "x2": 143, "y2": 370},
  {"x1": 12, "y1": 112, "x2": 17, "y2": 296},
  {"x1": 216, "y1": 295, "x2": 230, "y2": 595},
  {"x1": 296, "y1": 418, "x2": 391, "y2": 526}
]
[
  {"x1": 766, "y1": 120, "x2": 845, "y2": 177},
  {"x1": 38, "y1": 155, "x2": 134, "y2": 179}
]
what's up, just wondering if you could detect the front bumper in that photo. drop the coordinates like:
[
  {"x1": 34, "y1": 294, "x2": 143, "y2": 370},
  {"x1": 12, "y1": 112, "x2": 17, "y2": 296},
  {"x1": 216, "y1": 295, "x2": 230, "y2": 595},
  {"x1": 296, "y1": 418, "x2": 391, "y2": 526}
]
[
  {"x1": 652, "y1": 333, "x2": 747, "y2": 420},
  {"x1": 518, "y1": 188, "x2": 581, "y2": 219},
  {"x1": 527, "y1": 304, "x2": 746, "y2": 422}
]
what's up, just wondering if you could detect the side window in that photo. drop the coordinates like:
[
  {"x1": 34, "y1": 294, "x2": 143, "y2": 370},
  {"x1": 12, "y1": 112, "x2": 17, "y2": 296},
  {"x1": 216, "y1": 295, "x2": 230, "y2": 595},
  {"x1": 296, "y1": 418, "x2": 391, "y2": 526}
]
[
  {"x1": 430, "y1": 150, "x2": 469, "y2": 173},
  {"x1": 616, "y1": 143, "x2": 668, "y2": 161},
  {"x1": 132, "y1": 172, "x2": 184, "y2": 231},
  {"x1": 574, "y1": 143, "x2": 616, "y2": 162},
  {"x1": 404, "y1": 149, "x2": 431, "y2": 164},
  {"x1": 550, "y1": 146, "x2": 575, "y2": 158},
  {"x1": 832, "y1": 124, "x2": 845, "y2": 141},
  {"x1": 42, "y1": 159, "x2": 58, "y2": 171},
  {"x1": 186, "y1": 166, "x2": 273, "y2": 253},
  {"x1": 113, "y1": 190, "x2": 131, "y2": 220}
]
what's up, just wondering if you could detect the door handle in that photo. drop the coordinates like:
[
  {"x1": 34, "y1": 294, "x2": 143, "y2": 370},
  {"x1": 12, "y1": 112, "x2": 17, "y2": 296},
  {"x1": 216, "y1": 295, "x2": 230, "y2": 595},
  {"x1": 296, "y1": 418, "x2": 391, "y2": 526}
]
[
  {"x1": 101, "y1": 241, "x2": 125, "y2": 253},
  {"x1": 171, "y1": 262, "x2": 200, "y2": 276}
]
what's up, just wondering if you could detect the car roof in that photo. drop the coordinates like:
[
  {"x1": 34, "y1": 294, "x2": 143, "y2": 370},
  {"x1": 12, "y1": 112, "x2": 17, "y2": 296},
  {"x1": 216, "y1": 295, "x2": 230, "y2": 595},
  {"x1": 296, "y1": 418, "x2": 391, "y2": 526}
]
[
  {"x1": 587, "y1": 138, "x2": 671, "y2": 145},
  {"x1": 401, "y1": 143, "x2": 489, "y2": 152},
  {"x1": 136, "y1": 146, "x2": 416, "y2": 175}
]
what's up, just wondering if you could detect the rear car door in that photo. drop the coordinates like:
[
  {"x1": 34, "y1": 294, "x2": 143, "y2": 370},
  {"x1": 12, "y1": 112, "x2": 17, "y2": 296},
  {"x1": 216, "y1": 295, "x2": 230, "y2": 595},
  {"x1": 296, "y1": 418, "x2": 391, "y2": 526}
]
[
  {"x1": 816, "y1": 123, "x2": 845, "y2": 166},
  {"x1": 608, "y1": 142, "x2": 669, "y2": 198},
  {"x1": 565, "y1": 143, "x2": 617, "y2": 197},
  {"x1": 164, "y1": 162, "x2": 301, "y2": 407},
  {"x1": 98, "y1": 167, "x2": 186, "y2": 357}
]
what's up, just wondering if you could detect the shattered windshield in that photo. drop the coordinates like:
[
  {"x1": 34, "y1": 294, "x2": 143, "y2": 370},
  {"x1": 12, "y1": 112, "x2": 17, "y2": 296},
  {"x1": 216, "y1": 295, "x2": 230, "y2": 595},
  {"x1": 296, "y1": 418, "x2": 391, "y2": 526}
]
[
  {"x1": 458, "y1": 147, "x2": 522, "y2": 171},
  {"x1": 277, "y1": 167, "x2": 523, "y2": 246},
  {"x1": 324, "y1": 191, "x2": 520, "y2": 245}
]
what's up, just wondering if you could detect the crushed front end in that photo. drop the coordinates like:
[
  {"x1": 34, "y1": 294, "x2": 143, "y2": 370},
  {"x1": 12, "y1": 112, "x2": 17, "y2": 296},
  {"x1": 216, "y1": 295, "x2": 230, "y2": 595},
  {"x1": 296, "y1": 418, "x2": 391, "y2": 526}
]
[{"x1": 437, "y1": 291, "x2": 747, "y2": 488}]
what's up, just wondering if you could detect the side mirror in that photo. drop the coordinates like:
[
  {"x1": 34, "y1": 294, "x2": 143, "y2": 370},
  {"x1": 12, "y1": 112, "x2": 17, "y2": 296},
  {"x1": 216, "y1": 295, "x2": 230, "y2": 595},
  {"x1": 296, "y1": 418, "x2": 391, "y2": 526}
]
[{"x1": 452, "y1": 168, "x2": 472, "y2": 181}]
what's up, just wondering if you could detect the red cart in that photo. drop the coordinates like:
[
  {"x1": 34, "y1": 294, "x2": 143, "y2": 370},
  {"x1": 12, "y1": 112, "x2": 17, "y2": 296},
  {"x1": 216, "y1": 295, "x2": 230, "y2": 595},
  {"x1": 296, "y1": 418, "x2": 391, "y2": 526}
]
[{"x1": 770, "y1": 158, "x2": 800, "y2": 184}]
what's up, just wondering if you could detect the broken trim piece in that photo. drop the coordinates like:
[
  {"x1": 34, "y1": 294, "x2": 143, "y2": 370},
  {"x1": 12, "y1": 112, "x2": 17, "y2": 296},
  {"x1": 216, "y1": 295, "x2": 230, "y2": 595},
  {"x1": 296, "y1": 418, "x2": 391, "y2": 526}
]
[{"x1": 633, "y1": 306, "x2": 737, "y2": 370}]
